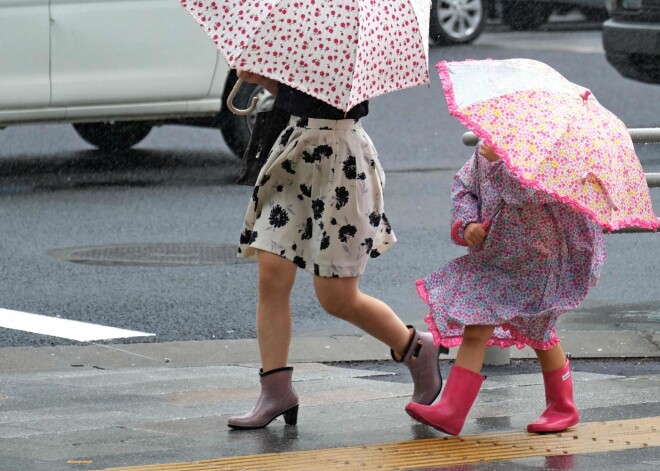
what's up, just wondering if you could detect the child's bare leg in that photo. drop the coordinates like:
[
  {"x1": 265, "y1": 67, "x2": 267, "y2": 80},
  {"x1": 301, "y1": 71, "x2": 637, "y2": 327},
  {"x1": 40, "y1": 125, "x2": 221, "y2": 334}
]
[
  {"x1": 534, "y1": 343, "x2": 567, "y2": 372},
  {"x1": 455, "y1": 325, "x2": 496, "y2": 373},
  {"x1": 257, "y1": 251, "x2": 297, "y2": 371}
]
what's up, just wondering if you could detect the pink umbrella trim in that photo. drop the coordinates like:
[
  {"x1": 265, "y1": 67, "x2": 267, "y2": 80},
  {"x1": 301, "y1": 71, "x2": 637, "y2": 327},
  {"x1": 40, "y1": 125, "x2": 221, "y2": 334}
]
[{"x1": 436, "y1": 61, "x2": 659, "y2": 232}]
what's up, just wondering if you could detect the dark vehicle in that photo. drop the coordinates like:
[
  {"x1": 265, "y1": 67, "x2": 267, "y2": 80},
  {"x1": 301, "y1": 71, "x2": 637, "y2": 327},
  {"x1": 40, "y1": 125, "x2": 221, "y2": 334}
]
[
  {"x1": 498, "y1": 1, "x2": 607, "y2": 30},
  {"x1": 603, "y1": 0, "x2": 660, "y2": 84}
]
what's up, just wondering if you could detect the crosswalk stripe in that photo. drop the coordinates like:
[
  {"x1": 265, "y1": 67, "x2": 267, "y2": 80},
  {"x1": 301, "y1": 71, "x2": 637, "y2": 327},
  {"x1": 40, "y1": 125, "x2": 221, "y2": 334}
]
[{"x1": 0, "y1": 308, "x2": 154, "y2": 341}]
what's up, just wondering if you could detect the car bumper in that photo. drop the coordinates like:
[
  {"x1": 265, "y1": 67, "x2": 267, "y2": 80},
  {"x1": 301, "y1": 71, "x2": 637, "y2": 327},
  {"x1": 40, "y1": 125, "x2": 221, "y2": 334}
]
[
  {"x1": 602, "y1": 18, "x2": 660, "y2": 83},
  {"x1": 602, "y1": 18, "x2": 660, "y2": 55}
]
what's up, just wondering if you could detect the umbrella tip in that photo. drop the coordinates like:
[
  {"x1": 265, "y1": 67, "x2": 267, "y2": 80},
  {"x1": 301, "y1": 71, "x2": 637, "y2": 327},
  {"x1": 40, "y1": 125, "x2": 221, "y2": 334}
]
[{"x1": 581, "y1": 90, "x2": 592, "y2": 101}]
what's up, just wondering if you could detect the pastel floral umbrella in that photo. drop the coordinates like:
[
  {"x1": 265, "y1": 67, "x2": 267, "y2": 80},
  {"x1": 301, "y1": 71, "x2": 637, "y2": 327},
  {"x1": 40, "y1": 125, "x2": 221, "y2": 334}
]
[
  {"x1": 438, "y1": 58, "x2": 658, "y2": 232},
  {"x1": 180, "y1": 0, "x2": 431, "y2": 113}
]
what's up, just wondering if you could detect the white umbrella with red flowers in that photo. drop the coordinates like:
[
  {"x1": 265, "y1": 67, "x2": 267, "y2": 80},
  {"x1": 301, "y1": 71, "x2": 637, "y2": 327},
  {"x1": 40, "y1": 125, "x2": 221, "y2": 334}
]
[{"x1": 180, "y1": 0, "x2": 431, "y2": 113}]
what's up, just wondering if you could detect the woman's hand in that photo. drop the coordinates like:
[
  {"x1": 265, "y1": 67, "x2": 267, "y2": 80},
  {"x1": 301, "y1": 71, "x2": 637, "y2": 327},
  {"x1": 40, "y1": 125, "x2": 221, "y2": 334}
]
[
  {"x1": 479, "y1": 144, "x2": 500, "y2": 162},
  {"x1": 463, "y1": 222, "x2": 487, "y2": 247},
  {"x1": 236, "y1": 70, "x2": 279, "y2": 96}
]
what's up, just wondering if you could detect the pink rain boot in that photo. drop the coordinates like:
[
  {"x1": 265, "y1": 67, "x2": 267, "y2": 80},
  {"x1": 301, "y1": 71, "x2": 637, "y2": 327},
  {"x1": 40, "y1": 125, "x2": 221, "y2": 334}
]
[
  {"x1": 392, "y1": 326, "x2": 449, "y2": 405},
  {"x1": 405, "y1": 365, "x2": 484, "y2": 435},
  {"x1": 527, "y1": 360, "x2": 579, "y2": 433},
  {"x1": 227, "y1": 366, "x2": 299, "y2": 430}
]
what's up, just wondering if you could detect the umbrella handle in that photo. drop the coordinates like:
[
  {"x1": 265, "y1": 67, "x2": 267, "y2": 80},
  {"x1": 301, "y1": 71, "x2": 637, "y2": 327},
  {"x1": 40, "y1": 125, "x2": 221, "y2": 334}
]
[
  {"x1": 450, "y1": 220, "x2": 469, "y2": 246},
  {"x1": 451, "y1": 219, "x2": 493, "y2": 247},
  {"x1": 450, "y1": 201, "x2": 504, "y2": 247},
  {"x1": 451, "y1": 219, "x2": 494, "y2": 247},
  {"x1": 227, "y1": 78, "x2": 259, "y2": 115}
]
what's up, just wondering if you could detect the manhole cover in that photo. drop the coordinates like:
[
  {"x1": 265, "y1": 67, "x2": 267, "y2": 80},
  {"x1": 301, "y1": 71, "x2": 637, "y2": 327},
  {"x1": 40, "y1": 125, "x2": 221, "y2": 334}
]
[{"x1": 47, "y1": 243, "x2": 255, "y2": 267}]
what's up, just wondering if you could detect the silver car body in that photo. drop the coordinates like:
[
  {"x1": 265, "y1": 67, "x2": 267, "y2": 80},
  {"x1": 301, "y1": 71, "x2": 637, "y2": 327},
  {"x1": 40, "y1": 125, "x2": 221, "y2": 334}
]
[{"x1": 0, "y1": 0, "x2": 228, "y2": 126}]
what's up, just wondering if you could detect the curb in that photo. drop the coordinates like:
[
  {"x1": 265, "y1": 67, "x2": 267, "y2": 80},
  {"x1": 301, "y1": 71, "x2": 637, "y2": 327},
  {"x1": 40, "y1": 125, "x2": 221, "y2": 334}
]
[{"x1": 0, "y1": 330, "x2": 657, "y2": 374}]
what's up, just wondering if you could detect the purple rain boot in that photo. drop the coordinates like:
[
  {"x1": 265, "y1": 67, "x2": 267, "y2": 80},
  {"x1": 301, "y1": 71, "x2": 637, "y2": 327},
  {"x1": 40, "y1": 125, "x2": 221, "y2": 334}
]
[
  {"x1": 227, "y1": 366, "x2": 299, "y2": 430},
  {"x1": 392, "y1": 326, "x2": 449, "y2": 405}
]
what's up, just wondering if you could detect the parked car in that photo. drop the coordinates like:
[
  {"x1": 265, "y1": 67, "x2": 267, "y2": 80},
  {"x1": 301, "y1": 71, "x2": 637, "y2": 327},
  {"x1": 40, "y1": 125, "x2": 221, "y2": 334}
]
[
  {"x1": 429, "y1": 0, "x2": 488, "y2": 44},
  {"x1": 602, "y1": 0, "x2": 660, "y2": 84},
  {"x1": 0, "y1": 0, "x2": 503, "y2": 157},
  {"x1": 0, "y1": 0, "x2": 269, "y2": 157},
  {"x1": 497, "y1": 1, "x2": 608, "y2": 30}
]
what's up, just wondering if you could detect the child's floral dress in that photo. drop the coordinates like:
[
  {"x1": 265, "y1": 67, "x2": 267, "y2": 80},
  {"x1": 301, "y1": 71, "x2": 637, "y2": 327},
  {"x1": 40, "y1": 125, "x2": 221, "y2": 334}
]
[{"x1": 418, "y1": 146, "x2": 606, "y2": 350}]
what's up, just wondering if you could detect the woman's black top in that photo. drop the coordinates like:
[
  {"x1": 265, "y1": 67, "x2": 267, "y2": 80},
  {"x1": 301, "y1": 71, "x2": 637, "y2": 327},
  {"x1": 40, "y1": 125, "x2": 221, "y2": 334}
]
[{"x1": 273, "y1": 83, "x2": 368, "y2": 120}]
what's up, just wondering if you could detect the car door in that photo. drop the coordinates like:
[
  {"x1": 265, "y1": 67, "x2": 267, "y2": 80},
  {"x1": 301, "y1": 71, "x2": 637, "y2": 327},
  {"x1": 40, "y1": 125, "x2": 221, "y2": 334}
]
[
  {"x1": 49, "y1": 0, "x2": 219, "y2": 107},
  {"x1": 0, "y1": 0, "x2": 50, "y2": 109}
]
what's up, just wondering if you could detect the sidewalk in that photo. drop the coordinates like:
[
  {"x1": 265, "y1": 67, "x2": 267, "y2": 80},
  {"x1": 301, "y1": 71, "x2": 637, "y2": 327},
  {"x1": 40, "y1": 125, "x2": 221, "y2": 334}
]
[{"x1": 0, "y1": 330, "x2": 658, "y2": 471}]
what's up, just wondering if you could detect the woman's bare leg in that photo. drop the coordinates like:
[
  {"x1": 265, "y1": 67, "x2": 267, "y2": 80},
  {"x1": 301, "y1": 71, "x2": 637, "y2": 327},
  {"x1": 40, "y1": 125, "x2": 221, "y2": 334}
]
[
  {"x1": 257, "y1": 251, "x2": 297, "y2": 372},
  {"x1": 313, "y1": 276, "x2": 411, "y2": 357},
  {"x1": 455, "y1": 325, "x2": 496, "y2": 373},
  {"x1": 314, "y1": 275, "x2": 445, "y2": 405}
]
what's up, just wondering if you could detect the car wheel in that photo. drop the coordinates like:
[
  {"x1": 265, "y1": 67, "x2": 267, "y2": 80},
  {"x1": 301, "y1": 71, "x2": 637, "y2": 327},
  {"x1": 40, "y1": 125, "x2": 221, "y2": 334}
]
[
  {"x1": 220, "y1": 72, "x2": 275, "y2": 158},
  {"x1": 430, "y1": 0, "x2": 486, "y2": 45},
  {"x1": 500, "y1": 1, "x2": 553, "y2": 30},
  {"x1": 73, "y1": 122, "x2": 152, "y2": 152}
]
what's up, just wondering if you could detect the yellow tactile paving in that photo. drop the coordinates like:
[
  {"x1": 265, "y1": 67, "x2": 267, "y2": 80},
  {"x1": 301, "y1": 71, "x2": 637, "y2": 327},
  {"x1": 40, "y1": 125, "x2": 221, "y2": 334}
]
[{"x1": 104, "y1": 417, "x2": 659, "y2": 470}]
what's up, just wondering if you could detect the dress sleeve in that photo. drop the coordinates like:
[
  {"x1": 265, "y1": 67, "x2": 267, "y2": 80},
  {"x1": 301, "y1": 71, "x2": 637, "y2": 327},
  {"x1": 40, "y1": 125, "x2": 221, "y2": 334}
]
[
  {"x1": 451, "y1": 149, "x2": 480, "y2": 240},
  {"x1": 488, "y1": 162, "x2": 556, "y2": 206}
]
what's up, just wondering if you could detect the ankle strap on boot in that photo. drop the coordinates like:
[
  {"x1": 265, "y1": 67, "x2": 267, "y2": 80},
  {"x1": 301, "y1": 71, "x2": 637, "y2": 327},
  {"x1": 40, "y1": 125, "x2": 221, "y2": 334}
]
[{"x1": 260, "y1": 366, "x2": 294, "y2": 377}]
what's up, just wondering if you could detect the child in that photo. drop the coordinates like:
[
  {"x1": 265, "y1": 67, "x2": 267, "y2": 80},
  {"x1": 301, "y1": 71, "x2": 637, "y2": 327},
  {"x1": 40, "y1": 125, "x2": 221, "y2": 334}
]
[
  {"x1": 228, "y1": 70, "x2": 447, "y2": 430},
  {"x1": 405, "y1": 142, "x2": 606, "y2": 436}
]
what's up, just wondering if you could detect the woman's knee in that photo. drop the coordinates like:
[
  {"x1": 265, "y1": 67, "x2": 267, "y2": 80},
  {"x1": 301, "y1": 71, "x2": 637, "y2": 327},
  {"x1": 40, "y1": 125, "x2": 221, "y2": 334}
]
[
  {"x1": 258, "y1": 251, "x2": 296, "y2": 295},
  {"x1": 316, "y1": 289, "x2": 350, "y2": 317},
  {"x1": 314, "y1": 277, "x2": 358, "y2": 318}
]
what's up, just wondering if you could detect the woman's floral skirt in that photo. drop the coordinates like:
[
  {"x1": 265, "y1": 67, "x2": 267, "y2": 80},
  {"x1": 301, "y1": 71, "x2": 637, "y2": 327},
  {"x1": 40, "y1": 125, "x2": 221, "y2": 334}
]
[{"x1": 238, "y1": 116, "x2": 396, "y2": 278}]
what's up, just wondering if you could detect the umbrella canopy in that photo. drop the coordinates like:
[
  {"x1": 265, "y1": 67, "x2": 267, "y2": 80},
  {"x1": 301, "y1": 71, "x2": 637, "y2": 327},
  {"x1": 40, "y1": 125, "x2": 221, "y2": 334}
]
[
  {"x1": 180, "y1": 0, "x2": 431, "y2": 112},
  {"x1": 437, "y1": 58, "x2": 658, "y2": 232}
]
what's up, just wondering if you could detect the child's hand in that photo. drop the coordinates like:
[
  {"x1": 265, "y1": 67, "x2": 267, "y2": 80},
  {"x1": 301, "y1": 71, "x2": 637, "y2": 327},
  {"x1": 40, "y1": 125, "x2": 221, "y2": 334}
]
[
  {"x1": 464, "y1": 222, "x2": 487, "y2": 247},
  {"x1": 479, "y1": 144, "x2": 500, "y2": 162}
]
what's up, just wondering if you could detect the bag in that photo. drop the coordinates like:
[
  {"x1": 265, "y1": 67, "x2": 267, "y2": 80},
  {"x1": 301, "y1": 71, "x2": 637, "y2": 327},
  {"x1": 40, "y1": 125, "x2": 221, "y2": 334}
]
[{"x1": 235, "y1": 107, "x2": 291, "y2": 186}]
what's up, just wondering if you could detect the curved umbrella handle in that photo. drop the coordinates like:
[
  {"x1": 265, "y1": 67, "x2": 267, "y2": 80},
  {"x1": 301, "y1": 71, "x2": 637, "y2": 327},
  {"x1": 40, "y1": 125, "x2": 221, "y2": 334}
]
[
  {"x1": 450, "y1": 202, "x2": 505, "y2": 247},
  {"x1": 227, "y1": 78, "x2": 259, "y2": 115},
  {"x1": 450, "y1": 220, "x2": 469, "y2": 246}
]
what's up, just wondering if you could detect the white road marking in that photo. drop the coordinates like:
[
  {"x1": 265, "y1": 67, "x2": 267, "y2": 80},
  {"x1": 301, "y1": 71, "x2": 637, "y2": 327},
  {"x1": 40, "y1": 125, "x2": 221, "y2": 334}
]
[{"x1": 0, "y1": 308, "x2": 155, "y2": 342}]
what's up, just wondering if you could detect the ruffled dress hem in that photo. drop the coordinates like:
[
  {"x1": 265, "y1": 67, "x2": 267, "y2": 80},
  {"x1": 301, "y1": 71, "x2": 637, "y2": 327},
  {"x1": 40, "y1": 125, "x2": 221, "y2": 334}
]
[{"x1": 416, "y1": 279, "x2": 561, "y2": 351}]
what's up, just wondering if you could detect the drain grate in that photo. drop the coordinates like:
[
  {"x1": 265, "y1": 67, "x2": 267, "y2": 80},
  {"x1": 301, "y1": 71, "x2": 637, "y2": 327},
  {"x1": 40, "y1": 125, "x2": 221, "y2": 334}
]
[{"x1": 48, "y1": 243, "x2": 255, "y2": 267}]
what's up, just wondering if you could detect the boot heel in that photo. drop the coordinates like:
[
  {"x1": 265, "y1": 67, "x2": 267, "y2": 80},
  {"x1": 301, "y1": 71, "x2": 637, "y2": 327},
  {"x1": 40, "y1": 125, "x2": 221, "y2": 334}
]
[{"x1": 283, "y1": 405, "x2": 298, "y2": 425}]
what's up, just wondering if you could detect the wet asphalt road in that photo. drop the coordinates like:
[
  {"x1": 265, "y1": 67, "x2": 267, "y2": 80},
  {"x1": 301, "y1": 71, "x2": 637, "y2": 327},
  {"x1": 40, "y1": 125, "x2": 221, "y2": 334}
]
[{"x1": 0, "y1": 22, "x2": 658, "y2": 348}]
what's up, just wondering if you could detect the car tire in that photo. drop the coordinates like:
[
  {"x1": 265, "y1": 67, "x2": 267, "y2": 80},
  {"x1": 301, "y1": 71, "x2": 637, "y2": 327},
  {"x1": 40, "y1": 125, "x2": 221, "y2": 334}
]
[
  {"x1": 220, "y1": 72, "x2": 274, "y2": 159},
  {"x1": 430, "y1": 0, "x2": 486, "y2": 45},
  {"x1": 500, "y1": 1, "x2": 553, "y2": 30},
  {"x1": 73, "y1": 122, "x2": 152, "y2": 152}
]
